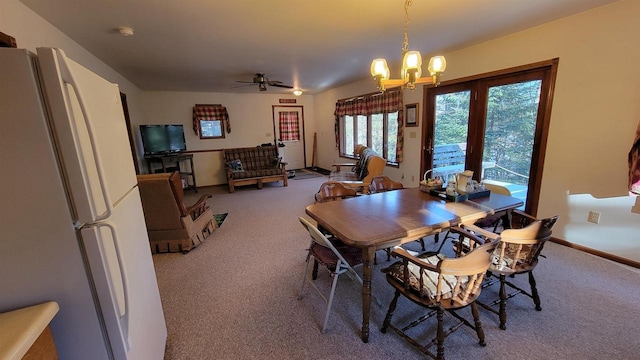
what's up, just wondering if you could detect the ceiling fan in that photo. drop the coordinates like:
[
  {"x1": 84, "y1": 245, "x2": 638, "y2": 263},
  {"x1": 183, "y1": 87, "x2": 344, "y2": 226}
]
[{"x1": 233, "y1": 73, "x2": 293, "y2": 91}]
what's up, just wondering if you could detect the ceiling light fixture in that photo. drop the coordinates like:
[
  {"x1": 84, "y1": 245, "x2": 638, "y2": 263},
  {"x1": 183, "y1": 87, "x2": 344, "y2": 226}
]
[
  {"x1": 293, "y1": 89, "x2": 303, "y2": 96},
  {"x1": 370, "y1": 0, "x2": 446, "y2": 92},
  {"x1": 118, "y1": 27, "x2": 134, "y2": 36}
]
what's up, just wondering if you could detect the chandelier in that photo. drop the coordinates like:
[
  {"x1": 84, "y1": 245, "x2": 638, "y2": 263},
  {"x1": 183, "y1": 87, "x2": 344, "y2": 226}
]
[{"x1": 370, "y1": 0, "x2": 446, "y2": 91}]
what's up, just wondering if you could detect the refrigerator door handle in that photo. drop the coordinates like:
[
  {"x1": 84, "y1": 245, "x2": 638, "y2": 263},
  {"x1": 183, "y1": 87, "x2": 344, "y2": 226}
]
[
  {"x1": 55, "y1": 49, "x2": 113, "y2": 222},
  {"x1": 86, "y1": 221, "x2": 132, "y2": 352},
  {"x1": 101, "y1": 222, "x2": 131, "y2": 351}
]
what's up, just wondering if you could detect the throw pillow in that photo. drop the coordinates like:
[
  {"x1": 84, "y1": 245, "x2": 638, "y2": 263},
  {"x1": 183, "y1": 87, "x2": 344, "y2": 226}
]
[
  {"x1": 271, "y1": 156, "x2": 282, "y2": 169},
  {"x1": 226, "y1": 159, "x2": 244, "y2": 172}
]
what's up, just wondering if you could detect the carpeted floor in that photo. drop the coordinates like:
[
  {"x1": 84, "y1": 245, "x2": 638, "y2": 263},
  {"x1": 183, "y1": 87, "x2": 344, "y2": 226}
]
[{"x1": 153, "y1": 178, "x2": 640, "y2": 359}]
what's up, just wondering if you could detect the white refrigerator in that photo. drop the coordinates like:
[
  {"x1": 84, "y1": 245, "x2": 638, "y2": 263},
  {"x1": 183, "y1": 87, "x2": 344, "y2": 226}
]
[{"x1": 0, "y1": 48, "x2": 167, "y2": 359}]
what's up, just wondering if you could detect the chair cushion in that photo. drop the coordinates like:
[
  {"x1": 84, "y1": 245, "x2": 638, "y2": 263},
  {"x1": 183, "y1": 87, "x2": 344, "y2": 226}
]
[
  {"x1": 309, "y1": 240, "x2": 362, "y2": 271},
  {"x1": 491, "y1": 243, "x2": 534, "y2": 270},
  {"x1": 385, "y1": 253, "x2": 468, "y2": 300},
  {"x1": 228, "y1": 168, "x2": 284, "y2": 179}
]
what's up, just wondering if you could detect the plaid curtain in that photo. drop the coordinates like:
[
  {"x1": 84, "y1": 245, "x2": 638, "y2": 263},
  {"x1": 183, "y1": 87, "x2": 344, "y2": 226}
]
[
  {"x1": 629, "y1": 118, "x2": 640, "y2": 194},
  {"x1": 334, "y1": 88, "x2": 404, "y2": 163},
  {"x1": 193, "y1": 104, "x2": 230, "y2": 135},
  {"x1": 278, "y1": 111, "x2": 300, "y2": 141}
]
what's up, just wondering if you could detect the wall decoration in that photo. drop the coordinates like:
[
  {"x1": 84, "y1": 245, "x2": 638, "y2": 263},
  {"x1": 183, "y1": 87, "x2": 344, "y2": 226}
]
[{"x1": 405, "y1": 103, "x2": 418, "y2": 127}]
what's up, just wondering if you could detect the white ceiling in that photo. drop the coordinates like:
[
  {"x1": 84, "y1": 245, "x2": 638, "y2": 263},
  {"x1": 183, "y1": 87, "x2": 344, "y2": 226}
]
[{"x1": 20, "y1": 0, "x2": 619, "y2": 94}]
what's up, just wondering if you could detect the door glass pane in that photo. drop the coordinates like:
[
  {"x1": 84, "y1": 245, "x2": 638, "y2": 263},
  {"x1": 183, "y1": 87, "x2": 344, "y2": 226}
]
[
  {"x1": 433, "y1": 91, "x2": 471, "y2": 181},
  {"x1": 278, "y1": 111, "x2": 300, "y2": 141},
  {"x1": 371, "y1": 113, "x2": 383, "y2": 155},
  {"x1": 482, "y1": 80, "x2": 542, "y2": 208}
]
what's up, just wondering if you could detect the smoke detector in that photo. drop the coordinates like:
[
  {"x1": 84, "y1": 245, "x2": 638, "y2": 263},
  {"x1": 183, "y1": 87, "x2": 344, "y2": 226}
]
[{"x1": 118, "y1": 27, "x2": 134, "y2": 36}]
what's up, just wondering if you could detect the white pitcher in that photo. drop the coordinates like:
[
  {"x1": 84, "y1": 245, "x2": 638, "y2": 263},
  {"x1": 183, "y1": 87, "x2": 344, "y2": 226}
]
[{"x1": 455, "y1": 170, "x2": 474, "y2": 194}]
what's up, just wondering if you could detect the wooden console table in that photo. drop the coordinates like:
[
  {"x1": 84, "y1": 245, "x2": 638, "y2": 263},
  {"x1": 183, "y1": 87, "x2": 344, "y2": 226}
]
[{"x1": 145, "y1": 153, "x2": 197, "y2": 192}]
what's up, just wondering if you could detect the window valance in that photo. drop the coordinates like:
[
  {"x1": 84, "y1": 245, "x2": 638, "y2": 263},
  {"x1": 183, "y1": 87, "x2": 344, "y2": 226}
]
[
  {"x1": 192, "y1": 104, "x2": 231, "y2": 136},
  {"x1": 334, "y1": 88, "x2": 403, "y2": 117}
]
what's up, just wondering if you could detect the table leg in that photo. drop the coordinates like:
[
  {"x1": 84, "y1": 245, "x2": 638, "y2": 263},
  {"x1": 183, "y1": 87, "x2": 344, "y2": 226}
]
[{"x1": 361, "y1": 246, "x2": 375, "y2": 343}]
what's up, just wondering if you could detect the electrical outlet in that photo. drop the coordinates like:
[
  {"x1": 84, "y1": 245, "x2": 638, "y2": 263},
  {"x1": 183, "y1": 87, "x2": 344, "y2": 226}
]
[{"x1": 587, "y1": 211, "x2": 600, "y2": 224}]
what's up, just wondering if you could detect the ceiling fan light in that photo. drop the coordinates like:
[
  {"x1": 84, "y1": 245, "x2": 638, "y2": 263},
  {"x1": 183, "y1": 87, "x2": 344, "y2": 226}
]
[{"x1": 293, "y1": 89, "x2": 303, "y2": 96}]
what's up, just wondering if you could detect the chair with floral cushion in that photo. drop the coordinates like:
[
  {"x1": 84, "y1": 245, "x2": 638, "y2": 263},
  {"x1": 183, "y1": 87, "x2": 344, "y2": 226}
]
[
  {"x1": 380, "y1": 226, "x2": 498, "y2": 360},
  {"x1": 460, "y1": 212, "x2": 558, "y2": 330},
  {"x1": 298, "y1": 217, "x2": 364, "y2": 333}
]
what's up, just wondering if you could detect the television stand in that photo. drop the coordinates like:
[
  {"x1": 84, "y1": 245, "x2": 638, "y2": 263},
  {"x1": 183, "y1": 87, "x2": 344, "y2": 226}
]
[{"x1": 144, "y1": 153, "x2": 197, "y2": 192}]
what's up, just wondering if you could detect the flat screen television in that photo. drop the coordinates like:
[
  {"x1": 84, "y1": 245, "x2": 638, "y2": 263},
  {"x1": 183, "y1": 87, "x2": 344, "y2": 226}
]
[{"x1": 140, "y1": 124, "x2": 187, "y2": 155}]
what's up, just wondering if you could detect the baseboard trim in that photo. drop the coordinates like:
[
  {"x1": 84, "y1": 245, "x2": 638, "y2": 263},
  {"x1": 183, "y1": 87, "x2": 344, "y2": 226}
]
[{"x1": 550, "y1": 237, "x2": 640, "y2": 269}]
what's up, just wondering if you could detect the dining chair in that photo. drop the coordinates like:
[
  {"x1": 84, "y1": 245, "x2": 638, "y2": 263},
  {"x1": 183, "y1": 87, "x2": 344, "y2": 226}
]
[
  {"x1": 380, "y1": 226, "x2": 498, "y2": 360},
  {"x1": 368, "y1": 175, "x2": 404, "y2": 193},
  {"x1": 437, "y1": 181, "x2": 513, "y2": 248},
  {"x1": 461, "y1": 212, "x2": 558, "y2": 330},
  {"x1": 474, "y1": 182, "x2": 513, "y2": 232},
  {"x1": 298, "y1": 217, "x2": 364, "y2": 333},
  {"x1": 368, "y1": 176, "x2": 426, "y2": 260},
  {"x1": 314, "y1": 181, "x2": 358, "y2": 203}
]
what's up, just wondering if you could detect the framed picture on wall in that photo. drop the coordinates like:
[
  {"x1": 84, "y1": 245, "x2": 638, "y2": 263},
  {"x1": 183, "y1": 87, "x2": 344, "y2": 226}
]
[{"x1": 405, "y1": 103, "x2": 418, "y2": 127}]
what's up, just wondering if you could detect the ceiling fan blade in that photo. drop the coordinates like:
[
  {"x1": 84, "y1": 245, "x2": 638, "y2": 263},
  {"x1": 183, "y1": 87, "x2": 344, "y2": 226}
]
[
  {"x1": 235, "y1": 80, "x2": 256, "y2": 84},
  {"x1": 230, "y1": 83, "x2": 257, "y2": 89},
  {"x1": 269, "y1": 83, "x2": 294, "y2": 89}
]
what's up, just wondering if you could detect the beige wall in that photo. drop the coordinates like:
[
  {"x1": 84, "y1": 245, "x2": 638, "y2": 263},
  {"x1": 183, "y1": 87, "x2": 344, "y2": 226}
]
[
  {"x1": 1, "y1": 0, "x2": 144, "y2": 143},
  {"x1": 314, "y1": 0, "x2": 640, "y2": 263},
  {"x1": 139, "y1": 92, "x2": 314, "y2": 186}
]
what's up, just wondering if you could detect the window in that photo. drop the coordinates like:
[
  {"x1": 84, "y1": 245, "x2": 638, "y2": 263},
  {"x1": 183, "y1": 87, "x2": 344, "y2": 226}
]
[
  {"x1": 192, "y1": 104, "x2": 229, "y2": 139},
  {"x1": 339, "y1": 112, "x2": 398, "y2": 163},
  {"x1": 334, "y1": 88, "x2": 404, "y2": 164},
  {"x1": 199, "y1": 120, "x2": 224, "y2": 138}
]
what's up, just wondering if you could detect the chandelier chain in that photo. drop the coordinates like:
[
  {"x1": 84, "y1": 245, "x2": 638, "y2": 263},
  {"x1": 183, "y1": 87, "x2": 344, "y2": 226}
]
[{"x1": 402, "y1": 0, "x2": 412, "y2": 55}]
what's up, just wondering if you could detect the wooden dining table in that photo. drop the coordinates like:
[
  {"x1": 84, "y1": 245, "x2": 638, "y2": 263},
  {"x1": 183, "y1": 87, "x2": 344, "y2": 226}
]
[{"x1": 305, "y1": 187, "x2": 524, "y2": 343}]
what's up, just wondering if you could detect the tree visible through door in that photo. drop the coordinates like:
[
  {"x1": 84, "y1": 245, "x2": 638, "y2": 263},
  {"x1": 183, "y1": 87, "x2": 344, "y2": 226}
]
[{"x1": 424, "y1": 60, "x2": 558, "y2": 214}]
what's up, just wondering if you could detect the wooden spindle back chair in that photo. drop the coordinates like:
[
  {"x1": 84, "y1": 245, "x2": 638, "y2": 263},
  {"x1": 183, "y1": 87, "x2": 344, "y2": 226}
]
[
  {"x1": 461, "y1": 212, "x2": 558, "y2": 330},
  {"x1": 381, "y1": 226, "x2": 498, "y2": 360}
]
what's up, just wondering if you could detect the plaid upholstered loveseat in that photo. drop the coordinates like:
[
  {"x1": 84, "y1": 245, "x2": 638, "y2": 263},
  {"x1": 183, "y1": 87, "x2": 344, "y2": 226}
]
[{"x1": 223, "y1": 145, "x2": 288, "y2": 193}]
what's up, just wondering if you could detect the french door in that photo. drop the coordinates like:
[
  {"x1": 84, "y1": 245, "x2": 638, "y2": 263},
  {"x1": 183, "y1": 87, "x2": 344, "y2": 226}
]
[{"x1": 422, "y1": 59, "x2": 558, "y2": 214}]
